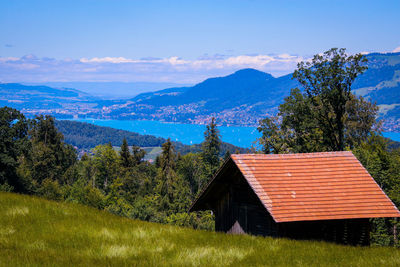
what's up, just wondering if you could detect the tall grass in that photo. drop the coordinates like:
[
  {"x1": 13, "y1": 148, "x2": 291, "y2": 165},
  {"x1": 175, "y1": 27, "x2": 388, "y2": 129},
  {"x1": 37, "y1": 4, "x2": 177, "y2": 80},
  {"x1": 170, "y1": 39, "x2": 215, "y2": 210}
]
[{"x1": 0, "y1": 192, "x2": 399, "y2": 266}]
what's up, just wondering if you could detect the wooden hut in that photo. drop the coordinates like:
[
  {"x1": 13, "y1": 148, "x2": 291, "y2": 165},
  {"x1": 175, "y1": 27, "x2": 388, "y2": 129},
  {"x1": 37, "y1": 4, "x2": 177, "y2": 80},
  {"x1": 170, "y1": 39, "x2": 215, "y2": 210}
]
[{"x1": 189, "y1": 152, "x2": 400, "y2": 245}]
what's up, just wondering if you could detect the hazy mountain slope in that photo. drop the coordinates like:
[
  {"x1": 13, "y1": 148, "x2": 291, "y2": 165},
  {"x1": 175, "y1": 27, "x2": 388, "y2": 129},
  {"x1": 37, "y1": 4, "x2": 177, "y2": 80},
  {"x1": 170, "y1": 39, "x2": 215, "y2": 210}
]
[
  {"x1": 0, "y1": 83, "x2": 98, "y2": 117},
  {"x1": 352, "y1": 53, "x2": 400, "y2": 130},
  {"x1": 31, "y1": 81, "x2": 191, "y2": 99},
  {"x1": 108, "y1": 69, "x2": 297, "y2": 125},
  {"x1": 353, "y1": 53, "x2": 400, "y2": 100},
  {"x1": 133, "y1": 69, "x2": 296, "y2": 110}
]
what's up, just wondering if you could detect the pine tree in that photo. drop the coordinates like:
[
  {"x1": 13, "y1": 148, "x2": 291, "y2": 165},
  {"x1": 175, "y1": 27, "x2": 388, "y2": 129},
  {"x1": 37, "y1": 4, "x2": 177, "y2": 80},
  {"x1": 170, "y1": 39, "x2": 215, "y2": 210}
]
[
  {"x1": 155, "y1": 138, "x2": 191, "y2": 215},
  {"x1": 158, "y1": 138, "x2": 176, "y2": 198},
  {"x1": 202, "y1": 117, "x2": 221, "y2": 176},
  {"x1": 120, "y1": 137, "x2": 132, "y2": 168},
  {"x1": 223, "y1": 150, "x2": 231, "y2": 161},
  {"x1": 131, "y1": 145, "x2": 146, "y2": 165}
]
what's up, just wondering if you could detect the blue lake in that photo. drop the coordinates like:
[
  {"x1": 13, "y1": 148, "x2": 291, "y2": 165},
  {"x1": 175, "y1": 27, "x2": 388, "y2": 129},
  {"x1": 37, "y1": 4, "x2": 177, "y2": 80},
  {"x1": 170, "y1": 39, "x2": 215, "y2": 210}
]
[
  {"x1": 75, "y1": 119, "x2": 261, "y2": 148},
  {"x1": 75, "y1": 119, "x2": 400, "y2": 148},
  {"x1": 382, "y1": 132, "x2": 400, "y2": 142}
]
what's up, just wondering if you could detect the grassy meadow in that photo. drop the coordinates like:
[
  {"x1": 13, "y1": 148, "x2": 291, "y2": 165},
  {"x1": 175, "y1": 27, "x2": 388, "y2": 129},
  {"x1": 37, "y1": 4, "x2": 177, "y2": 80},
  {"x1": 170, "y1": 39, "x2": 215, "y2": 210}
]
[{"x1": 1, "y1": 192, "x2": 399, "y2": 266}]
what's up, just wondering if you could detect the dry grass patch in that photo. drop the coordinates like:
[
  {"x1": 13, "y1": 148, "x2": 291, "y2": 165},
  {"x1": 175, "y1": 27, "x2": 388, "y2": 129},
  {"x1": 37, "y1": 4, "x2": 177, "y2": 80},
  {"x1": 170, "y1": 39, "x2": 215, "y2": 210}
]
[{"x1": 6, "y1": 206, "x2": 29, "y2": 216}]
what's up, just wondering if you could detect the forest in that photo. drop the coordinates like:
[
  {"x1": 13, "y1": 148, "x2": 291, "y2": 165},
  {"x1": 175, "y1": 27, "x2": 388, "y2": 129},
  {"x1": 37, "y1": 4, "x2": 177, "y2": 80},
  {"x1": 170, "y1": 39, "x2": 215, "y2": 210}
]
[{"x1": 1, "y1": 48, "x2": 400, "y2": 246}]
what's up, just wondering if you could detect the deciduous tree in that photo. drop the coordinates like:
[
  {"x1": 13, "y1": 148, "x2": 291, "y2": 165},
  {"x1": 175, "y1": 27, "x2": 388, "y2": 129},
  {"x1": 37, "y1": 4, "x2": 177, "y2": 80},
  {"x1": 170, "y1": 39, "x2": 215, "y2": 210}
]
[
  {"x1": 258, "y1": 48, "x2": 379, "y2": 153},
  {"x1": 92, "y1": 143, "x2": 119, "y2": 190},
  {"x1": 0, "y1": 107, "x2": 29, "y2": 192}
]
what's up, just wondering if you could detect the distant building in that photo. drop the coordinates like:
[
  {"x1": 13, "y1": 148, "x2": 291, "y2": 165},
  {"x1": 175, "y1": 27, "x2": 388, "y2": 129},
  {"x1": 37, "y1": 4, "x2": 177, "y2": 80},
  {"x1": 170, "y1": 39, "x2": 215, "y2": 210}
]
[{"x1": 190, "y1": 152, "x2": 400, "y2": 245}]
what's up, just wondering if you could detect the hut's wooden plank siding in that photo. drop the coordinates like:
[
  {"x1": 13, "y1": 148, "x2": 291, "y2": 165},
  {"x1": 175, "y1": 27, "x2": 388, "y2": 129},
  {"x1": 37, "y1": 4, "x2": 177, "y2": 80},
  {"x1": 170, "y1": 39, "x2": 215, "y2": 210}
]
[{"x1": 212, "y1": 167, "x2": 276, "y2": 236}]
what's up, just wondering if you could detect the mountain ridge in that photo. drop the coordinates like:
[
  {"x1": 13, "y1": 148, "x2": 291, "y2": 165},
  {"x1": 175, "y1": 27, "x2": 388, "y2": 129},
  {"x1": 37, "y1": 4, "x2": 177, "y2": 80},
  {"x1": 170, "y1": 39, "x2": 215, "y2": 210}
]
[{"x1": 1, "y1": 52, "x2": 400, "y2": 130}]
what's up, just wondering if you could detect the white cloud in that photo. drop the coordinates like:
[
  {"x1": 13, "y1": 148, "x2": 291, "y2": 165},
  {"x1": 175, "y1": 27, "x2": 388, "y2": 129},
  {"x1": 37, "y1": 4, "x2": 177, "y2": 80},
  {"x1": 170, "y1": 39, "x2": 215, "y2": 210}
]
[
  {"x1": 0, "y1": 57, "x2": 20, "y2": 62},
  {"x1": 0, "y1": 53, "x2": 304, "y2": 83},
  {"x1": 78, "y1": 54, "x2": 301, "y2": 70},
  {"x1": 14, "y1": 63, "x2": 40, "y2": 70},
  {"x1": 393, "y1": 46, "x2": 400, "y2": 53},
  {"x1": 277, "y1": 53, "x2": 298, "y2": 60},
  {"x1": 223, "y1": 55, "x2": 274, "y2": 66},
  {"x1": 80, "y1": 57, "x2": 135, "y2": 63},
  {"x1": 80, "y1": 56, "x2": 190, "y2": 65}
]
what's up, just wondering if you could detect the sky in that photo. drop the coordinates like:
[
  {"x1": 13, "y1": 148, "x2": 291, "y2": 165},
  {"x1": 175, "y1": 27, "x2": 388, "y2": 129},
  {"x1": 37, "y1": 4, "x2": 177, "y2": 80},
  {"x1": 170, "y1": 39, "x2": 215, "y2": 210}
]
[{"x1": 1, "y1": 0, "x2": 400, "y2": 84}]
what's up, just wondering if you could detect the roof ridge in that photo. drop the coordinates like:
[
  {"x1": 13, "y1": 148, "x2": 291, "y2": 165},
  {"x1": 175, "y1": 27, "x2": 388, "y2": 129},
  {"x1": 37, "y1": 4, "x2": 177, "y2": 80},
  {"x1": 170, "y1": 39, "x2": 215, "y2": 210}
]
[{"x1": 231, "y1": 151, "x2": 353, "y2": 159}]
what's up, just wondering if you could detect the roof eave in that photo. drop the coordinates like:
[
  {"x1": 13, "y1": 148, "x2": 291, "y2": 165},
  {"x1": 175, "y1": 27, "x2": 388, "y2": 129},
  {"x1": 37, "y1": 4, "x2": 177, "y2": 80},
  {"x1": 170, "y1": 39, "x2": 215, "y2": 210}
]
[{"x1": 188, "y1": 157, "x2": 233, "y2": 212}]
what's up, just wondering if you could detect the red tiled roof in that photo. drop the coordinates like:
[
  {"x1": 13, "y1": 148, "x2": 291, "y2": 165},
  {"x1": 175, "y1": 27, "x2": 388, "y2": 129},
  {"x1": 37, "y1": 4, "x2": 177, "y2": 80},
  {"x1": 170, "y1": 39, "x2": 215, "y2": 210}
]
[{"x1": 231, "y1": 152, "x2": 400, "y2": 223}]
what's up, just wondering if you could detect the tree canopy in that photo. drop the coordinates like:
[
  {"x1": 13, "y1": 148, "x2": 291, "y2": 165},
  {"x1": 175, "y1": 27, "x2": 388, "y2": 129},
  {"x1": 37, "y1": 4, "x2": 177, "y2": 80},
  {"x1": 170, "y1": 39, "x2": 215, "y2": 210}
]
[
  {"x1": 0, "y1": 107, "x2": 29, "y2": 191},
  {"x1": 258, "y1": 48, "x2": 380, "y2": 153}
]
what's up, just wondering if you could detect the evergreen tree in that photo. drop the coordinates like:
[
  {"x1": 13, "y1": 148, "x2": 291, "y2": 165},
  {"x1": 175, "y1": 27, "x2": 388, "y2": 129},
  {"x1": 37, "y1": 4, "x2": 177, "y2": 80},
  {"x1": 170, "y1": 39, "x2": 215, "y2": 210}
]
[
  {"x1": 155, "y1": 138, "x2": 191, "y2": 215},
  {"x1": 202, "y1": 117, "x2": 221, "y2": 175},
  {"x1": 120, "y1": 137, "x2": 132, "y2": 168},
  {"x1": 223, "y1": 150, "x2": 231, "y2": 161},
  {"x1": 177, "y1": 153, "x2": 207, "y2": 197},
  {"x1": 157, "y1": 138, "x2": 177, "y2": 198},
  {"x1": 131, "y1": 145, "x2": 146, "y2": 165}
]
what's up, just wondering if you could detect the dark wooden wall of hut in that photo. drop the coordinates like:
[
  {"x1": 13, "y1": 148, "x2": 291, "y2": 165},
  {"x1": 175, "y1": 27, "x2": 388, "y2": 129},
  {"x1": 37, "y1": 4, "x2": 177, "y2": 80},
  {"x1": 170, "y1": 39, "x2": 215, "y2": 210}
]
[
  {"x1": 278, "y1": 219, "x2": 370, "y2": 246},
  {"x1": 213, "y1": 168, "x2": 276, "y2": 236},
  {"x1": 210, "y1": 165, "x2": 370, "y2": 245}
]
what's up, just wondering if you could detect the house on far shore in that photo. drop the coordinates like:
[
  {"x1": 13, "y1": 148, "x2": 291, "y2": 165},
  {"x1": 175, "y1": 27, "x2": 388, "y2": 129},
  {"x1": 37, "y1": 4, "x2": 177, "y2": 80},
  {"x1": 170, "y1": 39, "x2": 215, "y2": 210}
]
[{"x1": 189, "y1": 151, "x2": 400, "y2": 245}]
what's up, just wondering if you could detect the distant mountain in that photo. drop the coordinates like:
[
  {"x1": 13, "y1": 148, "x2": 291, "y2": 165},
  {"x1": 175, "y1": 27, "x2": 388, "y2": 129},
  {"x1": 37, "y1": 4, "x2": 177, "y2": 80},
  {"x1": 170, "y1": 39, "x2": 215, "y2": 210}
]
[
  {"x1": 2, "y1": 52, "x2": 400, "y2": 130},
  {"x1": 0, "y1": 83, "x2": 98, "y2": 118},
  {"x1": 134, "y1": 69, "x2": 290, "y2": 108},
  {"x1": 107, "y1": 69, "x2": 297, "y2": 125},
  {"x1": 29, "y1": 81, "x2": 192, "y2": 99}
]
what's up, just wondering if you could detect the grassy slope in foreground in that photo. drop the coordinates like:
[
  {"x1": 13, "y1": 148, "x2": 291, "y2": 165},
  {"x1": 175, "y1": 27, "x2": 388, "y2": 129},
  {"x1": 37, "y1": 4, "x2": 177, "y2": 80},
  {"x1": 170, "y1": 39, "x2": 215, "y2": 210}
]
[{"x1": 1, "y1": 193, "x2": 400, "y2": 267}]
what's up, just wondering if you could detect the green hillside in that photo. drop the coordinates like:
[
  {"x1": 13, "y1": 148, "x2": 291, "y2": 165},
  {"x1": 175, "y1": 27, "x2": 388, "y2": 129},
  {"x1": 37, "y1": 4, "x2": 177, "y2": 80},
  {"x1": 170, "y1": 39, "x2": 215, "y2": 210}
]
[{"x1": 1, "y1": 193, "x2": 400, "y2": 267}]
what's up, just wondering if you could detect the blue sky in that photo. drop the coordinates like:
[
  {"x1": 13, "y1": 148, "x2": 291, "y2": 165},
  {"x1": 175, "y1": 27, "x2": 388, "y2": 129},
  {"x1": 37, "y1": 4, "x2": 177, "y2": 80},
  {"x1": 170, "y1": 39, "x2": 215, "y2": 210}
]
[{"x1": 1, "y1": 0, "x2": 399, "y2": 83}]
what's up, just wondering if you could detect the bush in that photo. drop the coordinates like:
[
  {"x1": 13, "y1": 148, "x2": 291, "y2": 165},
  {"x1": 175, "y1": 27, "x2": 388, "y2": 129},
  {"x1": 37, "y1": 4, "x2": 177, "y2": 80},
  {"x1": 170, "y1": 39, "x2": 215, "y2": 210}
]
[
  {"x1": 0, "y1": 182, "x2": 14, "y2": 192},
  {"x1": 130, "y1": 195, "x2": 160, "y2": 222},
  {"x1": 84, "y1": 186, "x2": 106, "y2": 209},
  {"x1": 64, "y1": 179, "x2": 105, "y2": 209},
  {"x1": 165, "y1": 211, "x2": 215, "y2": 230},
  {"x1": 37, "y1": 178, "x2": 63, "y2": 201},
  {"x1": 105, "y1": 197, "x2": 133, "y2": 217}
]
